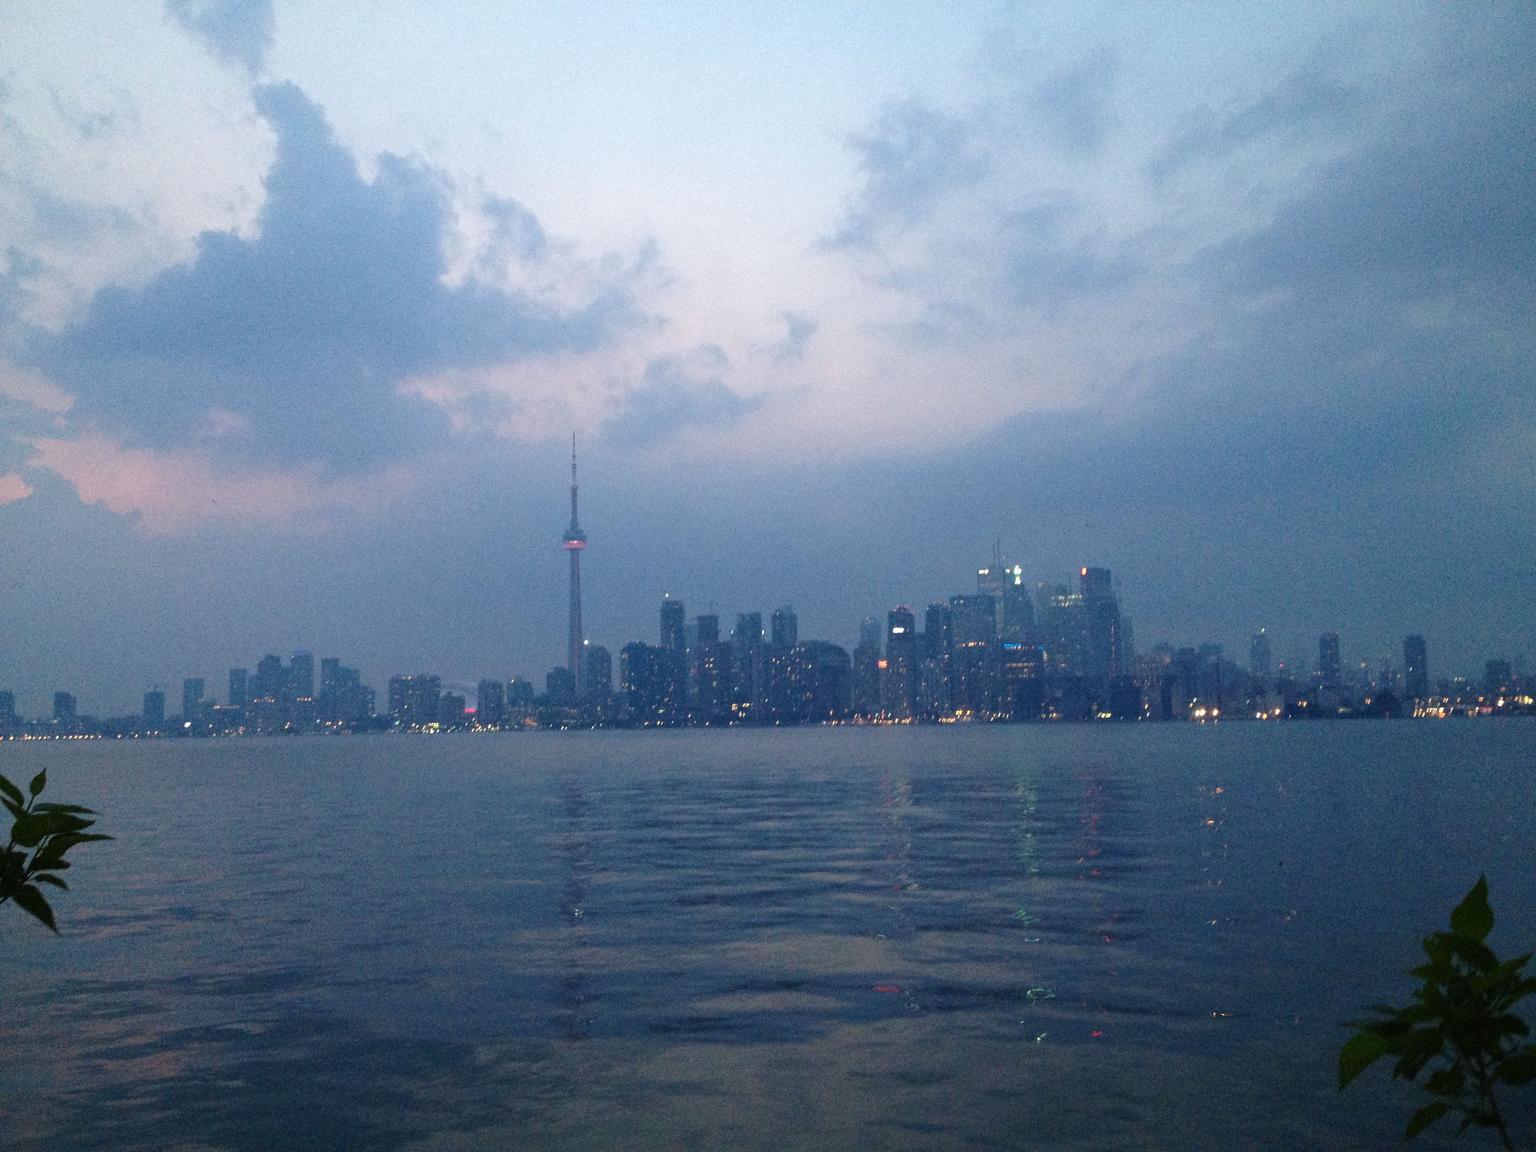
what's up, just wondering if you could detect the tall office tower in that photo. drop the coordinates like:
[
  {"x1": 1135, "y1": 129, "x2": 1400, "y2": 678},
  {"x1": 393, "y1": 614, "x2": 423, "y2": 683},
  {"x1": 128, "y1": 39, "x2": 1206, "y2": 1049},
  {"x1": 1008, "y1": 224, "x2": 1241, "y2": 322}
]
[
  {"x1": 785, "y1": 641, "x2": 852, "y2": 722},
  {"x1": 253, "y1": 654, "x2": 284, "y2": 700},
  {"x1": 658, "y1": 596, "x2": 687, "y2": 723},
  {"x1": 563, "y1": 436, "x2": 588, "y2": 695},
  {"x1": 734, "y1": 612, "x2": 765, "y2": 719},
  {"x1": 949, "y1": 593, "x2": 999, "y2": 713},
  {"x1": 1001, "y1": 566, "x2": 1035, "y2": 643},
  {"x1": 918, "y1": 602, "x2": 954, "y2": 717},
  {"x1": 290, "y1": 652, "x2": 315, "y2": 699},
  {"x1": 142, "y1": 690, "x2": 165, "y2": 730},
  {"x1": 852, "y1": 625, "x2": 882, "y2": 719},
  {"x1": 182, "y1": 677, "x2": 205, "y2": 720},
  {"x1": 771, "y1": 605, "x2": 798, "y2": 649},
  {"x1": 1318, "y1": 633, "x2": 1342, "y2": 688},
  {"x1": 53, "y1": 691, "x2": 77, "y2": 723},
  {"x1": 439, "y1": 693, "x2": 466, "y2": 728},
  {"x1": 1485, "y1": 659, "x2": 1512, "y2": 696},
  {"x1": 620, "y1": 642, "x2": 665, "y2": 724},
  {"x1": 1403, "y1": 635, "x2": 1428, "y2": 701},
  {"x1": 693, "y1": 614, "x2": 726, "y2": 722},
  {"x1": 388, "y1": 674, "x2": 442, "y2": 729},
  {"x1": 1078, "y1": 566, "x2": 1122, "y2": 689},
  {"x1": 859, "y1": 615, "x2": 883, "y2": 651},
  {"x1": 660, "y1": 596, "x2": 686, "y2": 650},
  {"x1": 477, "y1": 679, "x2": 506, "y2": 727},
  {"x1": 0, "y1": 690, "x2": 15, "y2": 729},
  {"x1": 1250, "y1": 629, "x2": 1272, "y2": 687},
  {"x1": 229, "y1": 668, "x2": 249, "y2": 709},
  {"x1": 584, "y1": 644, "x2": 613, "y2": 709},
  {"x1": 1035, "y1": 582, "x2": 1086, "y2": 676},
  {"x1": 882, "y1": 606, "x2": 918, "y2": 719},
  {"x1": 506, "y1": 678, "x2": 535, "y2": 710}
]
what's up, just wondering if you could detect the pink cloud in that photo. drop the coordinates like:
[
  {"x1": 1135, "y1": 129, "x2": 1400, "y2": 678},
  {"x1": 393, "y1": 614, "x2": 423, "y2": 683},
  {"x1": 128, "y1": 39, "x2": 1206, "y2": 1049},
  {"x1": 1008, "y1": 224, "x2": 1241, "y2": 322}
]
[
  {"x1": 0, "y1": 472, "x2": 34, "y2": 505},
  {"x1": 29, "y1": 434, "x2": 414, "y2": 535}
]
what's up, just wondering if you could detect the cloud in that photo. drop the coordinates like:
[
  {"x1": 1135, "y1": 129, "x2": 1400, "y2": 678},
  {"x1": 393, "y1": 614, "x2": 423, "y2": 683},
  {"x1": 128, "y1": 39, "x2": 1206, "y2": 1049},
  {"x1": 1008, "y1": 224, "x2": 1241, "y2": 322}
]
[
  {"x1": 603, "y1": 347, "x2": 762, "y2": 448},
  {"x1": 0, "y1": 471, "x2": 32, "y2": 505},
  {"x1": 1030, "y1": 50, "x2": 1120, "y2": 157},
  {"x1": 825, "y1": 99, "x2": 989, "y2": 249},
  {"x1": 0, "y1": 360, "x2": 72, "y2": 414},
  {"x1": 166, "y1": 0, "x2": 274, "y2": 74},
  {"x1": 770, "y1": 311, "x2": 817, "y2": 364},
  {"x1": 998, "y1": 202, "x2": 1142, "y2": 310},
  {"x1": 28, "y1": 432, "x2": 413, "y2": 535},
  {"x1": 25, "y1": 81, "x2": 642, "y2": 472},
  {"x1": 1147, "y1": 58, "x2": 1367, "y2": 183}
]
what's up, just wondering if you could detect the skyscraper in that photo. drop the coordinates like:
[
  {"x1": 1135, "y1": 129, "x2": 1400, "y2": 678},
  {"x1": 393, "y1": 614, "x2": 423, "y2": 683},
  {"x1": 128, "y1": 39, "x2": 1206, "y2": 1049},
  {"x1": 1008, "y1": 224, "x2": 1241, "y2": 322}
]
[
  {"x1": 1078, "y1": 566, "x2": 1121, "y2": 689},
  {"x1": 1403, "y1": 635, "x2": 1428, "y2": 701},
  {"x1": 771, "y1": 605, "x2": 798, "y2": 649},
  {"x1": 228, "y1": 667, "x2": 249, "y2": 710},
  {"x1": 142, "y1": 690, "x2": 165, "y2": 730},
  {"x1": 1250, "y1": 629, "x2": 1272, "y2": 687},
  {"x1": 1319, "y1": 633, "x2": 1342, "y2": 689},
  {"x1": 182, "y1": 677, "x2": 205, "y2": 722},
  {"x1": 659, "y1": 595, "x2": 687, "y2": 723},
  {"x1": 882, "y1": 606, "x2": 918, "y2": 719},
  {"x1": 563, "y1": 436, "x2": 587, "y2": 695}
]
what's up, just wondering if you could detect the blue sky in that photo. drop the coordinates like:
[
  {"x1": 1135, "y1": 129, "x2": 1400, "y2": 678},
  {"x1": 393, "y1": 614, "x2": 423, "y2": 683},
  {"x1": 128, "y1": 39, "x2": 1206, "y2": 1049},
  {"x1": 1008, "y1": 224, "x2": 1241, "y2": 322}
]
[{"x1": 1, "y1": 2, "x2": 1532, "y2": 714}]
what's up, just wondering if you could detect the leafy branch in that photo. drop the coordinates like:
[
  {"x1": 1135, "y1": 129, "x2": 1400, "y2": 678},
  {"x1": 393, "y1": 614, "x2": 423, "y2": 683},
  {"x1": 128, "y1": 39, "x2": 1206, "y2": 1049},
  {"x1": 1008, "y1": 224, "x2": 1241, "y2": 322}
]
[
  {"x1": 1340, "y1": 876, "x2": 1536, "y2": 1148},
  {"x1": 1, "y1": 769, "x2": 111, "y2": 932}
]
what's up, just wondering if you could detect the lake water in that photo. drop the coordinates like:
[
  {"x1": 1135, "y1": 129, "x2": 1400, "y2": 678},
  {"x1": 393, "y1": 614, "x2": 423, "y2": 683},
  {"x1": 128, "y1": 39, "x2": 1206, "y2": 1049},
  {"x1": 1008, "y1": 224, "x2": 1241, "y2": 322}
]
[{"x1": 2, "y1": 723, "x2": 1533, "y2": 1150}]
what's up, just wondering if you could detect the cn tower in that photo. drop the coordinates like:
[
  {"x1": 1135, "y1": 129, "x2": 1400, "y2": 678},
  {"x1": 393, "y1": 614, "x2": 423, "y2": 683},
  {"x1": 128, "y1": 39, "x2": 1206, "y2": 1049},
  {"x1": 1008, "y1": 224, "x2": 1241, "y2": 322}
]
[{"x1": 562, "y1": 434, "x2": 587, "y2": 694}]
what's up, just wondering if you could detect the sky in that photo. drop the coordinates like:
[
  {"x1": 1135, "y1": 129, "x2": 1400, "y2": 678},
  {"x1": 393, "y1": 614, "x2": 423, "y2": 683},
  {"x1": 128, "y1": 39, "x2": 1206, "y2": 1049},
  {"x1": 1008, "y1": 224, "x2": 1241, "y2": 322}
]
[{"x1": 1, "y1": 1, "x2": 1532, "y2": 716}]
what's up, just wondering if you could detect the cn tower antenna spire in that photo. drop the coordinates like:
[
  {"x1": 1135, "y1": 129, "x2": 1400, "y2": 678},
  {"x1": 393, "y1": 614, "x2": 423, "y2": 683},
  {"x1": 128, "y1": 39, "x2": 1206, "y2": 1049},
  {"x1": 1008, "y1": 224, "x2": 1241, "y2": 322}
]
[{"x1": 563, "y1": 432, "x2": 588, "y2": 696}]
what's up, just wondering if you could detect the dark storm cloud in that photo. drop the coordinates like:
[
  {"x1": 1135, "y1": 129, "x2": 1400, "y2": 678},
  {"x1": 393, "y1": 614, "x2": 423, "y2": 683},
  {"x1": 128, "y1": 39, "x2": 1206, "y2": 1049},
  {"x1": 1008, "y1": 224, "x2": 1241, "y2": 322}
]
[
  {"x1": 1030, "y1": 50, "x2": 1120, "y2": 157},
  {"x1": 603, "y1": 347, "x2": 761, "y2": 448},
  {"x1": 27, "y1": 82, "x2": 640, "y2": 470},
  {"x1": 166, "y1": 0, "x2": 274, "y2": 74},
  {"x1": 1147, "y1": 58, "x2": 1366, "y2": 183},
  {"x1": 824, "y1": 99, "x2": 990, "y2": 249}
]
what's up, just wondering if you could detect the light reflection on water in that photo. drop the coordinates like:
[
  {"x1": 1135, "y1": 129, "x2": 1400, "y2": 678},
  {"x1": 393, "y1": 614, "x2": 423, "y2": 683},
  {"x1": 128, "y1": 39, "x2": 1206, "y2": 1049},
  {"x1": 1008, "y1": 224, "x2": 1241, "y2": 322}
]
[{"x1": 2, "y1": 723, "x2": 1533, "y2": 1150}]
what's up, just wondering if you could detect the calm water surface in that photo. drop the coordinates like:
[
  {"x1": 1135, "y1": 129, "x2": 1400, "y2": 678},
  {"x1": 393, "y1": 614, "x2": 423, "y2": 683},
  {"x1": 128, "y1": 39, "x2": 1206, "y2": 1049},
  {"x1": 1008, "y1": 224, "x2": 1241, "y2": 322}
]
[{"x1": 2, "y1": 723, "x2": 1533, "y2": 1150}]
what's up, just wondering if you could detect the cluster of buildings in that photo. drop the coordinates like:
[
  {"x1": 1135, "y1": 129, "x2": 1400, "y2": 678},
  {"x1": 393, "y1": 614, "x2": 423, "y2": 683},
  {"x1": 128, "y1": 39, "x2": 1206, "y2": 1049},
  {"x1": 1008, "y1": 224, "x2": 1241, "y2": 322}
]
[
  {"x1": 2, "y1": 450, "x2": 1530, "y2": 737},
  {"x1": 2, "y1": 569, "x2": 1530, "y2": 739}
]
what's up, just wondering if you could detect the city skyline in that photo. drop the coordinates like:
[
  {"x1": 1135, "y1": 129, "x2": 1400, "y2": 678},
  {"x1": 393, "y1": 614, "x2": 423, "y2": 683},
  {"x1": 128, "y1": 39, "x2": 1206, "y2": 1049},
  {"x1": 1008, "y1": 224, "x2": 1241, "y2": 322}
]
[{"x1": 1, "y1": 5, "x2": 1532, "y2": 716}]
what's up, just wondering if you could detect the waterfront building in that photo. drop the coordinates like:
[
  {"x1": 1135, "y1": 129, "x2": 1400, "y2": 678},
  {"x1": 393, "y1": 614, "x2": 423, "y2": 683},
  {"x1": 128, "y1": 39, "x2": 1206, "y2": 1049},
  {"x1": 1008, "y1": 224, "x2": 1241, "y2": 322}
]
[
  {"x1": 476, "y1": 679, "x2": 506, "y2": 727},
  {"x1": 1318, "y1": 633, "x2": 1342, "y2": 689},
  {"x1": 228, "y1": 668, "x2": 249, "y2": 710},
  {"x1": 142, "y1": 690, "x2": 165, "y2": 730},
  {"x1": 388, "y1": 674, "x2": 442, "y2": 729},
  {"x1": 659, "y1": 596, "x2": 687, "y2": 723},
  {"x1": 1403, "y1": 635, "x2": 1428, "y2": 701},
  {"x1": 882, "y1": 606, "x2": 918, "y2": 719}
]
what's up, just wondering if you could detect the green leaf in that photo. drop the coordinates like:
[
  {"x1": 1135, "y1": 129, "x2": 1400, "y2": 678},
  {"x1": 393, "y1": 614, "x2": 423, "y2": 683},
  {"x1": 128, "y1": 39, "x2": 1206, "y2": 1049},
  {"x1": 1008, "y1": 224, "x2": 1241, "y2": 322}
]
[
  {"x1": 28, "y1": 769, "x2": 46, "y2": 798},
  {"x1": 31, "y1": 803, "x2": 96, "y2": 815},
  {"x1": 33, "y1": 873, "x2": 67, "y2": 890},
  {"x1": 1404, "y1": 1100, "x2": 1451, "y2": 1140},
  {"x1": 0, "y1": 773, "x2": 22, "y2": 806},
  {"x1": 10, "y1": 883, "x2": 57, "y2": 931},
  {"x1": 2, "y1": 796, "x2": 25, "y2": 821},
  {"x1": 1450, "y1": 876, "x2": 1493, "y2": 942},
  {"x1": 1340, "y1": 1030, "x2": 1389, "y2": 1088},
  {"x1": 11, "y1": 814, "x2": 47, "y2": 848}
]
